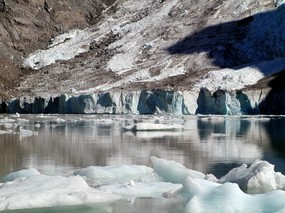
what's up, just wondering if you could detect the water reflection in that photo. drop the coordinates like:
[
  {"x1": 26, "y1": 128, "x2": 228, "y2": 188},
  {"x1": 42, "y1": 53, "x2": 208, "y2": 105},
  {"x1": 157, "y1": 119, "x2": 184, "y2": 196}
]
[
  {"x1": 260, "y1": 117, "x2": 285, "y2": 172},
  {"x1": 0, "y1": 115, "x2": 284, "y2": 179}
]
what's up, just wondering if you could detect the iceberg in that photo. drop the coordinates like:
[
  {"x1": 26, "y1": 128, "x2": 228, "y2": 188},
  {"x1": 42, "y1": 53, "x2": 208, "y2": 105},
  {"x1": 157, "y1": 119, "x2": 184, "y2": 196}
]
[
  {"x1": 150, "y1": 156, "x2": 208, "y2": 183},
  {"x1": 183, "y1": 176, "x2": 285, "y2": 213},
  {"x1": 218, "y1": 159, "x2": 285, "y2": 193},
  {"x1": 3, "y1": 168, "x2": 40, "y2": 182}
]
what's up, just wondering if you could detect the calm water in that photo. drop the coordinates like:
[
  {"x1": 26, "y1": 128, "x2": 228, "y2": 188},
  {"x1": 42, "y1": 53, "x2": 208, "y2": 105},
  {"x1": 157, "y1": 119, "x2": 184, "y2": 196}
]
[{"x1": 1, "y1": 114, "x2": 285, "y2": 212}]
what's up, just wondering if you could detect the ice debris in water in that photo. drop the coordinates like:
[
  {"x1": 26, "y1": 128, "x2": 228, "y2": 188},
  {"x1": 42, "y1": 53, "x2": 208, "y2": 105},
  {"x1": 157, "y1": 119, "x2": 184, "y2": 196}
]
[{"x1": 1, "y1": 157, "x2": 285, "y2": 212}]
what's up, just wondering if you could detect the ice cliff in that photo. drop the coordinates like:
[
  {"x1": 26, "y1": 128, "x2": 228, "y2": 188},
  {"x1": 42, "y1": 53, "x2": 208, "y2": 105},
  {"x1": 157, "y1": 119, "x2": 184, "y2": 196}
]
[{"x1": 0, "y1": 86, "x2": 282, "y2": 115}]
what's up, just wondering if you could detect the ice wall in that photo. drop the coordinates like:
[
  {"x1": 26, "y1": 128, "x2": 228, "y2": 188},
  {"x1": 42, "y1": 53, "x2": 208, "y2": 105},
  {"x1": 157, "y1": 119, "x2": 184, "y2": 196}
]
[{"x1": 0, "y1": 87, "x2": 282, "y2": 115}]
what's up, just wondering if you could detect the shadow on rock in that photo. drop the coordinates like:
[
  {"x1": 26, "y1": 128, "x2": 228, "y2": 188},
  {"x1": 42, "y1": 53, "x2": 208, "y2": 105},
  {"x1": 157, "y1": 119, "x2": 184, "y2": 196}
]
[
  {"x1": 259, "y1": 70, "x2": 285, "y2": 114},
  {"x1": 167, "y1": 6, "x2": 285, "y2": 72}
]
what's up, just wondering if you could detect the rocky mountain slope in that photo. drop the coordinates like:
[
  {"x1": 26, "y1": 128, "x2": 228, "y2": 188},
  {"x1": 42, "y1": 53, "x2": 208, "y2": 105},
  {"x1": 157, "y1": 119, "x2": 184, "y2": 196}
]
[
  {"x1": 0, "y1": 0, "x2": 285, "y2": 114},
  {"x1": 0, "y1": 0, "x2": 116, "y2": 97}
]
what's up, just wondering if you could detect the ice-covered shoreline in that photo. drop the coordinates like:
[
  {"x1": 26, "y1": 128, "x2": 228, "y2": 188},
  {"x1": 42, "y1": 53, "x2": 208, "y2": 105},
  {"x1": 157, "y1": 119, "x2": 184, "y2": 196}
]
[{"x1": 1, "y1": 157, "x2": 285, "y2": 212}]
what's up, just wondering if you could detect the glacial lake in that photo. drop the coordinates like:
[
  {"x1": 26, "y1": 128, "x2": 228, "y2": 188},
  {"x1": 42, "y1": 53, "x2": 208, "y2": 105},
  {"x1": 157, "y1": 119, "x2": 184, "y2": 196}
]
[{"x1": 1, "y1": 114, "x2": 285, "y2": 212}]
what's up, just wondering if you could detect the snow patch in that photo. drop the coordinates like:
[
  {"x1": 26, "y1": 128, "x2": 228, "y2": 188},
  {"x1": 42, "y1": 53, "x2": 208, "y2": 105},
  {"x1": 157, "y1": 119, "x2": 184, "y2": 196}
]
[
  {"x1": 194, "y1": 58, "x2": 285, "y2": 91},
  {"x1": 23, "y1": 29, "x2": 98, "y2": 70}
]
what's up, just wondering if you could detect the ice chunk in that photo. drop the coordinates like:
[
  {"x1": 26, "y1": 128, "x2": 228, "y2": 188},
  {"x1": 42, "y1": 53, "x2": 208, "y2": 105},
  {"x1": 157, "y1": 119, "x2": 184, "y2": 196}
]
[
  {"x1": 18, "y1": 127, "x2": 34, "y2": 137},
  {"x1": 124, "y1": 122, "x2": 183, "y2": 131},
  {"x1": 218, "y1": 160, "x2": 285, "y2": 193},
  {"x1": 150, "y1": 156, "x2": 206, "y2": 183},
  {"x1": 16, "y1": 118, "x2": 29, "y2": 123},
  {"x1": 0, "y1": 130, "x2": 7, "y2": 135},
  {"x1": 10, "y1": 113, "x2": 20, "y2": 118},
  {"x1": 35, "y1": 123, "x2": 41, "y2": 128},
  {"x1": 54, "y1": 118, "x2": 66, "y2": 123},
  {"x1": 3, "y1": 168, "x2": 40, "y2": 182},
  {"x1": 183, "y1": 176, "x2": 285, "y2": 213},
  {"x1": 99, "y1": 181, "x2": 183, "y2": 199},
  {"x1": 134, "y1": 131, "x2": 182, "y2": 139},
  {"x1": 0, "y1": 175, "x2": 119, "y2": 211},
  {"x1": 0, "y1": 117, "x2": 15, "y2": 123},
  {"x1": 73, "y1": 165, "x2": 153, "y2": 186}
]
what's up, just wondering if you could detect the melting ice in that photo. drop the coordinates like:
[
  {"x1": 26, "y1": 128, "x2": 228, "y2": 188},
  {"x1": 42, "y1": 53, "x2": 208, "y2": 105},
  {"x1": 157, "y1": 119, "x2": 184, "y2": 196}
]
[{"x1": 1, "y1": 157, "x2": 285, "y2": 212}]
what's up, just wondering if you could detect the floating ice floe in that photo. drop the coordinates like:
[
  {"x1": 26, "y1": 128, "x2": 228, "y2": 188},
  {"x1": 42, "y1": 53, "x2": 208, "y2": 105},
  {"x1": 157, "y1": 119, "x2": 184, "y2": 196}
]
[
  {"x1": 123, "y1": 122, "x2": 184, "y2": 131},
  {"x1": 0, "y1": 117, "x2": 15, "y2": 123},
  {"x1": 10, "y1": 113, "x2": 20, "y2": 118},
  {"x1": 18, "y1": 127, "x2": 35, "y2": 137},
  {"x1": 53, "y1": 118, "x2": 66, "y2": 123},
  {"x1": 134, "y1": 131, "x2": 182, "y2": 139},
  {"x1": 98, "y1": 181, "x2": 182, "y2": 199},
  {"x1": 0, "y1": 130, "x2": 7, "y2": 135},
  {"x1": 16, "y1": 118, "x2": 30, "y2": 123},
  {"x1": 0, "y1": 175, "x2": 119, "y2": 211},
  {"x1": 35, "y1": 123, "x2": 41, "y2": 128},
  {"x1": 73, "y1": 165, "x2": 153, "y2": 186}
]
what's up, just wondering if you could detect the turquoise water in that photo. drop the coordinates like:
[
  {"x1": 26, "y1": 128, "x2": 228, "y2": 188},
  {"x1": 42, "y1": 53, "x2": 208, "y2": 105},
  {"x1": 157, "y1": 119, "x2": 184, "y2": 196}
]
[{"x1": 1, "y1": 114, "x2": 285, "y2": 212}]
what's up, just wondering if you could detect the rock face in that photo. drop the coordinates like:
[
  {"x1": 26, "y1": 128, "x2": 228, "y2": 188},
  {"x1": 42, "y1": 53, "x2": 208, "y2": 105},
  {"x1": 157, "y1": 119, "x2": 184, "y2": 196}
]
[
  {"x1": 0, "y1": 0, "x2": 116, "y2": 97},
  {"x1": 0, "y1": 0, "x2": 284, "y2": 114},
  {"x1": 1, "y1": 87, "x2": 282, "y2": 115},
  {"x1": 16, "y1": 0, "x2": 285, "y2": 98}
]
